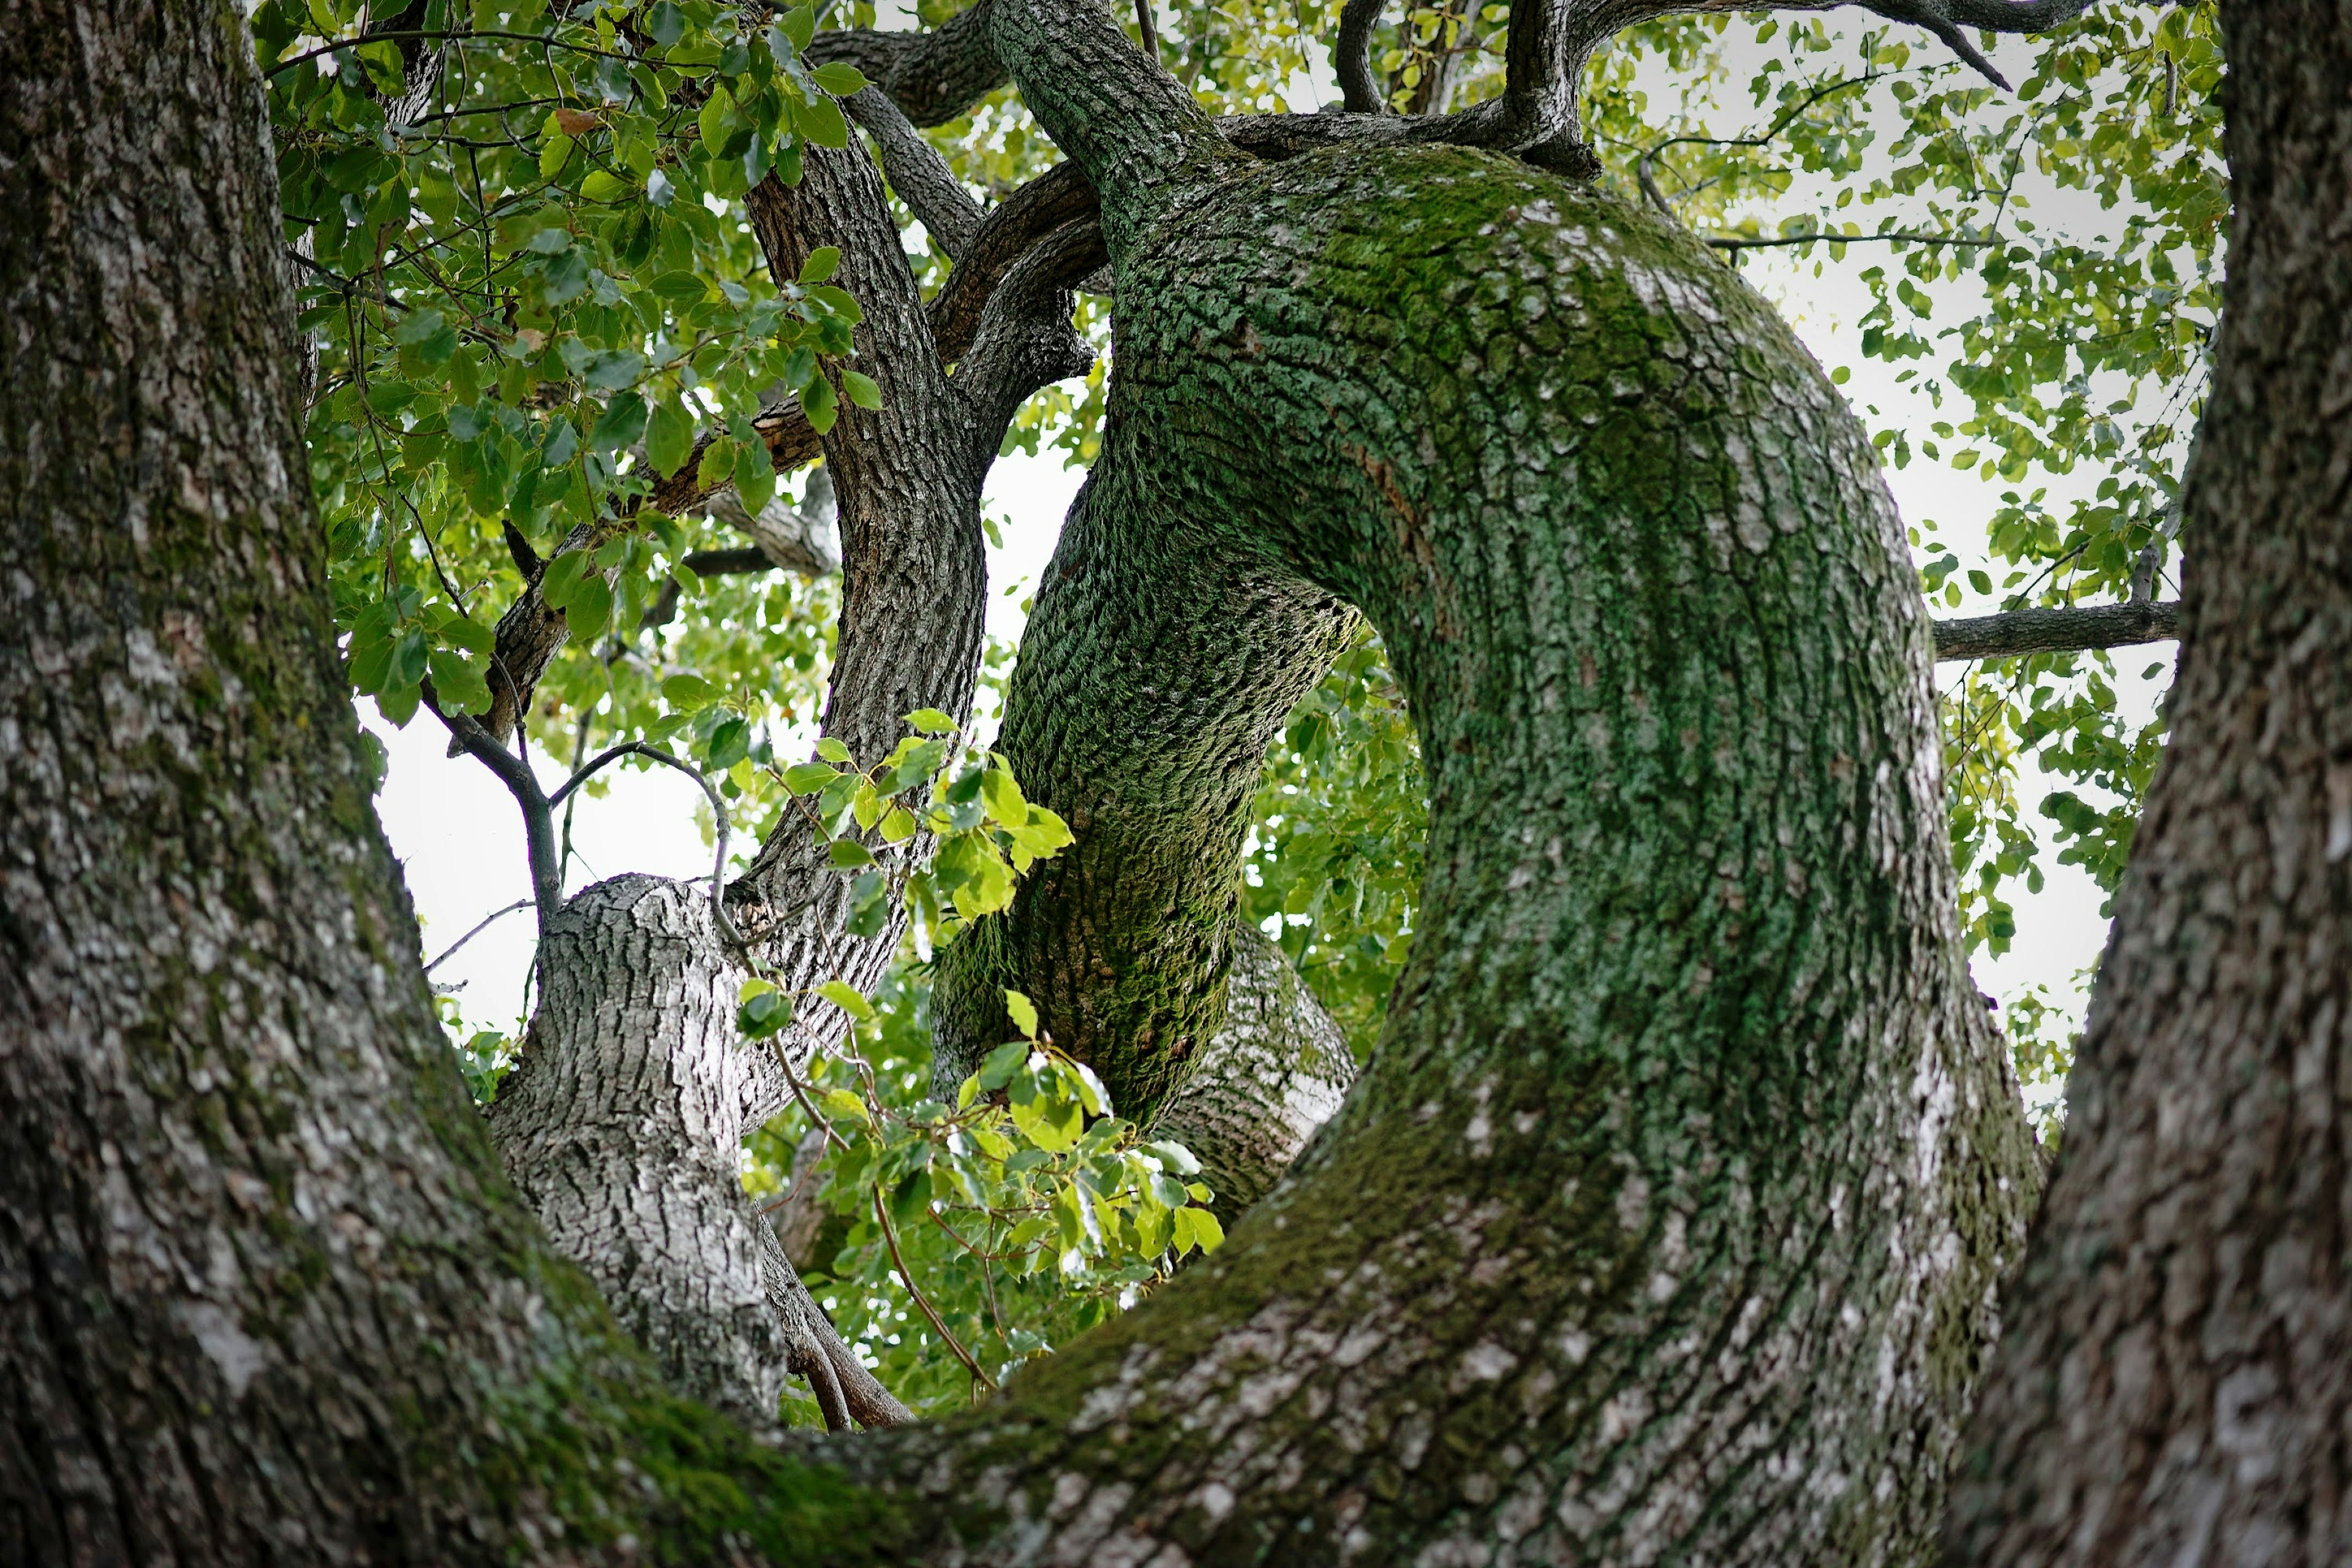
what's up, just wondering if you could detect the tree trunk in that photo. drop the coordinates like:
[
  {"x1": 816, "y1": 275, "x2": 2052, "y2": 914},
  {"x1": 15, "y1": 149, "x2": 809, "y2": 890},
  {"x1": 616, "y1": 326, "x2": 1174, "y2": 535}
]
[
  {"x1": 857, "y1": 4, "x2": 2041, "y2": 1555},
  {"x1": 0, "y1": 4, "x2": 898, "y2": 1558},
  {"x1": 1943, "y1": 4, "x2": 2352, "y2": 1562}
]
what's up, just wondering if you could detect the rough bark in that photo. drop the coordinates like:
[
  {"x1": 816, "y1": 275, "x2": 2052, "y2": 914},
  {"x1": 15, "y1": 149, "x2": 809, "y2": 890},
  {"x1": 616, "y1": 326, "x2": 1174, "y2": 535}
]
[
  {"x1": 854, "y1": 6, "x2": 2043, "y2": 1558},
  {"x1": 1153, "y1": 923, "x2": 1357, "y2": 1221},
  {"x1": 1930, "y1": 600, "x2": 2182, "y2": 664},
  {"x1": 0, "y1": 3, "x2": 881, "y2": 1558},
  {"x1": 481, "y1": 126, "x2": 993, "y2": 1427},
  {"x1": 480, "y1": 89, "x2": 1096, "y2": 1423},
  {"x1": 929, "y1": 467, "x2": 1359, "y2": 1121},
  {"x1": 1944, "y1": 3, "x2": 2352, "y2": 1562}
]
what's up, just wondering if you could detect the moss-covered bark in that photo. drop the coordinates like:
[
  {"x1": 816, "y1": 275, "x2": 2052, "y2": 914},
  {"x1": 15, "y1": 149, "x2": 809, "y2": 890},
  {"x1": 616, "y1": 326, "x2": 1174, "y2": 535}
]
[
  {"x1": 902, "y1": 104, "x2": 2038, "y2": 1558},
  {"x1": 4, "y1": 1, "x2": 2056, "y2": 1562},
  {"x1": 0, "y1": 3, "x2": 894, "y2": 1557}
]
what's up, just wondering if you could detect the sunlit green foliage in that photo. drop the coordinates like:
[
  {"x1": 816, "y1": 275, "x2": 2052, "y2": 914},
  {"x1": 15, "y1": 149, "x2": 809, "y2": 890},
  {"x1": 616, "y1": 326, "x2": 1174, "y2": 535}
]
[{"x1": 747, "y1": 968, "x2": 1225, "y2": 1421}]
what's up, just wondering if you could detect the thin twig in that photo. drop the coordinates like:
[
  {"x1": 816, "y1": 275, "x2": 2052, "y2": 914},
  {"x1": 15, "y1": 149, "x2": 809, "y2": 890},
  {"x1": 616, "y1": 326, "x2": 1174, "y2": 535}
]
[
  {"x1": 872, "y1": 1184, "x2": 998, "y2": 1392},
  {"x1": 549, "y1": 741, "x2": 741, "y2": 944},
  {"x1": 425, "y1": 899, "x2": 535, "y2": 973}
]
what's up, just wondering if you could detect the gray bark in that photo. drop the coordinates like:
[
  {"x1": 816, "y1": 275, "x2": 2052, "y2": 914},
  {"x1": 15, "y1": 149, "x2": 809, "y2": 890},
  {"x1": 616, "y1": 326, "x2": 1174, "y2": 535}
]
[
  {"x1": 1944, "y1": 2, "x2": 2352, "y2": 1561},
  {"x1": 1153, "y1": 922, "x2": 1356, "y2": 1220},
  {"x1": 0, "y1": 4, "x2": 851, "y2": 1558},
  {"x1": 478, "y1": 97, "x2": 1095, "y2": 1425},
  {"x1": 1930, "y1": 600, "x2": 2182, "y2": 664}
]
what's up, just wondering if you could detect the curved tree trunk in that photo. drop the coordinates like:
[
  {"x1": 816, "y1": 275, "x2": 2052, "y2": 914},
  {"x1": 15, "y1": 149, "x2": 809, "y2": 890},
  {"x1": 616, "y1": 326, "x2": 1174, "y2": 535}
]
[
  {"x1": 851, "y1": 2, "x2": 2040, "y2": 1556},
  {"x1": 8, "y1": 0, "x2": 2158, "y2": 1561},
  {"x1": 1944, "y1": 4, "x2": 2352, "y2": 1562}
]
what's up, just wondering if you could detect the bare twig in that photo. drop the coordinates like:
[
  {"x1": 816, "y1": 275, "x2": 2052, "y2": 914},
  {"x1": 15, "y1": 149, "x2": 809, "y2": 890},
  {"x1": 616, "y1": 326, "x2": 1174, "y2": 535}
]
[
  {"x1": 871, "y1": 1183, "x2": 998, "y2": 1393},
  {"x1": 424, "y1": 899, "x2": 535, "y2": 973}
]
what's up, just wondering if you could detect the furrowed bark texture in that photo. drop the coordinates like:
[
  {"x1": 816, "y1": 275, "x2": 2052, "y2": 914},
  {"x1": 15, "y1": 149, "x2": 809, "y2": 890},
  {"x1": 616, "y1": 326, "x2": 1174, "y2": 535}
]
[
  {"x1": 931, "y1": 472, "x2": 1359, "y2": 1122},
  {"x1": 1944, "y1": 2, "x2": 2352, "y2": 1562},
  {"x1": 888, "y1": 127, "x2": 2038, "y2": 1562},
  {"x1": 1153, "y1": 923, "x2": 1357, "y2": 1220},
  {"x1": 483, "y1": 127, "x2": 988, "y2": 1425},
  {"x1": 0, "y1": 3, "x2": 883, "y2": 1558}
]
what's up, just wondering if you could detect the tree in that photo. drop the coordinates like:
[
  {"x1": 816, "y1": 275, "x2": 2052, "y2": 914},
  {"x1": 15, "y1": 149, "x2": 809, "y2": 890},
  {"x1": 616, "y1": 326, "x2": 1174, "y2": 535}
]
[{"x1": 5, "y1": 0, "x2": 2339, "y2": 1565}]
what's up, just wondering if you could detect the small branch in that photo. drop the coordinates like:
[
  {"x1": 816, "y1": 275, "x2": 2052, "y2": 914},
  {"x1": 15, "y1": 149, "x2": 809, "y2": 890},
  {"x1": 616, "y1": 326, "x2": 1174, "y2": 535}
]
[
  {"x1": 950, "y1": 219, "x2": 1106, "y2": 474},
  {"x1": 1931, "y1": 600, "x2": 2182, "y2": 663},
  {"x1": 843, "y1": 88, "x2": 985, "y2": 260},
  {"x1": 925, "y1": 159, "x2": 1103, "y2": 363},
  {"x1": 1708, "y1": 229, "x2": 2001, "y2": 251},
  {"x1": 680, "y1": 546, "x2": 775, "y2": 577},
  {"x1": 549, "y1": 741, "x2": 741, "y2": 946},
  {"x1": 871, "y1": 1183, "x2": 998, "y2": 1393},
  {"x1": 1858, "y1": 0, "x2": 2091, "y2": 90},
  {"x1": 428, "y1": 688, "x2": 562, "y2": 925},
  {"x1": 424, "y1": 899, "x2": 535, "y2": 973},
  {"x1": 1133, "y1": 0, "x2": 1161, "y2": 61},
  {"x1": 806, "y1": 0, "x2": 1009, "y2": 127}
]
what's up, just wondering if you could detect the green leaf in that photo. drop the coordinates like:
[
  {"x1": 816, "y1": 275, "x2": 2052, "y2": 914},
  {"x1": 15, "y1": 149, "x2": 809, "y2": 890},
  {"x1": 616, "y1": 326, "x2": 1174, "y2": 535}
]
[
  {"x1": 905, "y1": 707, "x2": 956, "y2": 735},
  {"x1": 802, "y1": 374, "x2": 837, "y2": 434},
  {"x1": 798, "y1": 246, "x2": 840, "y2": 285},
  {"x1": 827, "y1": 837, "x2": 876, "y2": 869},
  {"x1": 538, "y1": 549, "x2": 590, "y2": 610},
  {"x1": 737, "y1": 989, "x2": 795, "y2": 1038},
  {"x1": 698, "y1": 85, "x2": 736, "y2": 152},
  {"x1": 816, "y1": 980, "x2": 875, "y2": 1021},
  {"x1": 646, "y1": 396, "x2": 695, "y2": 477},
  {"x1": 810, "y1": 61, "x2": 869, "y2": 96},
  {"x1": 981, "y1": 764, "x2": 1027, "y2": 826},
  {"x1": 662, "y1": 673, "x2": 719, "y2": 709},
  {"x1": 840, "y1": 369, "x2": 881, "y2": 410},
  {"x1": 816, "y1": 737, "x2": 852, "y2": 763},
  {"x1": 978, "y1": 1038, "x2": 1029, "y2": 1091},
  {"x1": 426, "y1": 647, "x2": 492, "y2": 713},
  {"x1": 589, "y1": 391, "x2": 649, "y2": 454},
  {"x1": 1003, "y1": 989, "x2": 1039, "y2": 1040},
  {"x1": 732, "y1": 436, "x2": 776, "y2": 515},
  {"x1": 538, "y1": 132, "x2": 576, "y2": 179},
  {"x1": 560, "y1": 575, "x2": 612, "y2": 640},
  {"x1": 1145, "y1": 1140, "x2": 1201, "y2": 1176},
  {"x1": 790, "y1": 91, "x2": 849, "y2": 149},
  {"x1": 782, "y1": 761, "x2": 838, "y2": 796},
  {"x1": 579, "y1": 168, "x2": 633, "y2": 203},
  {"x1": 823, "y1": 1088, "x2": 870, "y2": 1124},
  {"x1": 706, "y1": 716, "x2": 750, "y2": 771},
  {"x1": 778, "y1": 3, "x2": 816, "y2": 52},
  {"x1": 439, "y1": 615, "x2": 494, "y2": 655}
]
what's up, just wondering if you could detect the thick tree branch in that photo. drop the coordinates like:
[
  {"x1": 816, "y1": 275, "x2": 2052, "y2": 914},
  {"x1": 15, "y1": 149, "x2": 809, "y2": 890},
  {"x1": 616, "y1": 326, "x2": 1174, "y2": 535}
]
[
  {"x1": 924, "y1": 158, "x2": 1102, "y2": 360},
  {"x1": 1931, "y1": 599, "x2": 2182, "y2": 663},
  {"x1": 1150, "y1": 923, "x2": 1355, "y2": 1222},
  {"x1": 807, "y1": 0, "x2": 1010, "y2": 126},
  {"x1": 988, "y1": 0, "x2": 1242, "y2": 255},
  {"x1": 843, "y1": 86, "x2": 985, "y2": 259},
  {"x1": 949, "y1": 217, "x2": 1104, "y2": 475}
]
